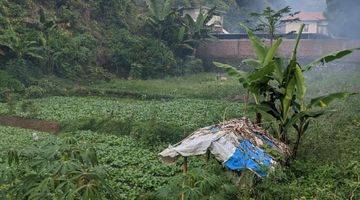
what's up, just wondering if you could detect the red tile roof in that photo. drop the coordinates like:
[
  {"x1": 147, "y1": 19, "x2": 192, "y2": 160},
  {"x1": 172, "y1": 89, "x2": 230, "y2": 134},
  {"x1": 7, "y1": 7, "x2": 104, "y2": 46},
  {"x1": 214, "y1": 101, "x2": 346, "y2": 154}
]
[{"x1": 287, "y1": 12, "x2": 326, "y2": 21}]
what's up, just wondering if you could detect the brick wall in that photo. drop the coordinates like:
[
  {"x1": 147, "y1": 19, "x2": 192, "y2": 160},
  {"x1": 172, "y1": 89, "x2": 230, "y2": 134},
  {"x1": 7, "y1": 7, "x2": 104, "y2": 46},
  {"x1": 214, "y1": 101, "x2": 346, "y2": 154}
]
[{"x1": 198, "y1": 39, "x2": 360, "y2": 62}]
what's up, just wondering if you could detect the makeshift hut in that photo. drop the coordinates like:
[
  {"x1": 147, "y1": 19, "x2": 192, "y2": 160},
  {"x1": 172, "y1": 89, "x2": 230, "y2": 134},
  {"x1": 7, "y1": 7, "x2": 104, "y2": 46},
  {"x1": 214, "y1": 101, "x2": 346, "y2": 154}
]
[{"x1": 160, "y1": 117, "x2": 291, "y2": 177}]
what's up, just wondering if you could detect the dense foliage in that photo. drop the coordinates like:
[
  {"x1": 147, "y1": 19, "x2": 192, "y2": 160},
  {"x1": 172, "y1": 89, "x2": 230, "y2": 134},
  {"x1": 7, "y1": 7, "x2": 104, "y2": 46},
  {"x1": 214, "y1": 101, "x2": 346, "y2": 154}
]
[{"x1": 0, "y1": 0, "x2": 218, "y2": 89}]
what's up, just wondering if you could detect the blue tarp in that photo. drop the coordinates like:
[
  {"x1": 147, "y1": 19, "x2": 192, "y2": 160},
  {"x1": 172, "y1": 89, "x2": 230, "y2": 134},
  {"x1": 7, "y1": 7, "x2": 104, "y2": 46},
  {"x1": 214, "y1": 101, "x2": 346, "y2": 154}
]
[
  {"x1": 160, "y1": 118, "x2": 290, "y2": 177},
  {"x1": 224, "y1": 140, "x2": 274, "y2": 177}
]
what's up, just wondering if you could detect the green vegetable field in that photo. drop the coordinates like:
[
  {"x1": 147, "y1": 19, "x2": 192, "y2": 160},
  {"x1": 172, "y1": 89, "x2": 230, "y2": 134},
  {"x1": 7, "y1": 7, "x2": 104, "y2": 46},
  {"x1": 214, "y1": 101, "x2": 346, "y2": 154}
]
[{"x1": 1, "y1": 66, "x2": 360, "y2": 199}]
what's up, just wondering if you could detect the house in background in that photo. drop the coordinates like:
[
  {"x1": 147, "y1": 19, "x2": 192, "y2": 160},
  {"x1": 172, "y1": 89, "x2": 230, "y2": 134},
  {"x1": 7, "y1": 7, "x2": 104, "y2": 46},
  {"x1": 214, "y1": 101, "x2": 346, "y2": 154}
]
[
  {"x1": 285, "y1": 12, "x2": 329, "y2": 35},
  {"x1": 181, "y1": 6, "x2": 229, "y2": 34}
]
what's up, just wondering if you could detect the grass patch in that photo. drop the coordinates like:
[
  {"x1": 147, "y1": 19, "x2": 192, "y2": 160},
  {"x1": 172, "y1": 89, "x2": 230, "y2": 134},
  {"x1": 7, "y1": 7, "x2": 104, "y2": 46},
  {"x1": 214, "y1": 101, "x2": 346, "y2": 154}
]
[{"x1": 90, "y1": 73, "x2": 244, "y2": 100}]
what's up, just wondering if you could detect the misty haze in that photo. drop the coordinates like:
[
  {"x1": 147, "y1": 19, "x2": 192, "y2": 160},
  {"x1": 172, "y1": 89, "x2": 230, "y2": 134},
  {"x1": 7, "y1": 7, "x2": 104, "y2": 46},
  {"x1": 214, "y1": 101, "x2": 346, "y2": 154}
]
[{"x1": 0, "y1": 0, "x2": 359, "y2": 199}]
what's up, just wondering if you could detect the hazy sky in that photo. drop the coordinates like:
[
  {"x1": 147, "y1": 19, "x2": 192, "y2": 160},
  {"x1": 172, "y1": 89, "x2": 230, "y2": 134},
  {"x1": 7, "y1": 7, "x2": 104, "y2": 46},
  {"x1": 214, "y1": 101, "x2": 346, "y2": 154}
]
[{"x1": 284, "y1": 0, "x2": 326, "y2": 12}]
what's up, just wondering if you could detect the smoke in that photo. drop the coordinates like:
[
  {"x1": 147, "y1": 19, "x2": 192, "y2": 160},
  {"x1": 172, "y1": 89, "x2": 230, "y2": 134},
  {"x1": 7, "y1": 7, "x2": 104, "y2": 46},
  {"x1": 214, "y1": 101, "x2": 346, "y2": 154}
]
[
  {"x1": 283, "y1": 0, "x2": 326, "y2": 12},
  {"x1": 233, "y1": 0, "x2": 360, "y2": 38},
  {"x1": 234, "y1": 0, "x2": 326, "y2": 13},
  {"x1": 326, "y1": 0, "x2": 360, "y2": 38},
  {"x1": 269, "y1": 0, "x2": 360, "y2": 38}
]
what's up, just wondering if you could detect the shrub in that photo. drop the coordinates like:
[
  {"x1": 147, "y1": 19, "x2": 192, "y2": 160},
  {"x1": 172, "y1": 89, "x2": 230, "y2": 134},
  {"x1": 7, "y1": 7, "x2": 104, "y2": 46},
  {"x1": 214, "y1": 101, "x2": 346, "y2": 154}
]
[
  {"x1": 48, "y1": 31, "x2": 98, "y2": 79},
  {"x1": 4, "y1": 136, "x2": 118, "y2": 199},
  {"x1": 35, "y1": 77, "x2": 71, "y2": 96},
  {"x1": 131, "y1": 115, "x2": 184, "y2": 145},
  {"x1": 131, "y1": 37, "x2": 176, "y2": 79},
  {"x1": 149, "y1": 163, "x2": 242, "y2": 200},
  {"x1": 107, "y1": 29, "x2": 177, "y2": 79},
  {"x1": 0, "y1": 70, "x2": 24, "y2": 102},
  {"x1": 3, "y1": 90, "x2": 16, "y2": 115},
  {"x1": 62, "y1": 116, "x2": 134, "y2": 136},
  {"x1": 24, "y1": 86, "x2": 46, "y2": 99},
  {"x1": 20, "y1": 100, "x2": 39, "y2": 117},
  {"x1": 173, "y1": 56, "x2": 203, "y2": 75},
  {"x1": 0, "y1": 70, "x2": 24, "y2": 93},
  {"x1": 3, "y1": 59, "x2": 39, "y2": 86},
  {"x1": 253, "y1": 161, "x2": 360, "y2": 199}
]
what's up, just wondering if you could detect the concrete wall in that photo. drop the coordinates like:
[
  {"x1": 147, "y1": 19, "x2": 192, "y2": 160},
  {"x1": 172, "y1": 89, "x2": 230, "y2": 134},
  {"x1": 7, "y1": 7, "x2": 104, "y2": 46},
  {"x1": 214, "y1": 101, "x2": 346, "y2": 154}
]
[
  {"x1": 286, "y1": 22, "x2": 318, "y2": 34},
  {"x1": 198, "y1": 39, "x2": 360, "y2": 62}
]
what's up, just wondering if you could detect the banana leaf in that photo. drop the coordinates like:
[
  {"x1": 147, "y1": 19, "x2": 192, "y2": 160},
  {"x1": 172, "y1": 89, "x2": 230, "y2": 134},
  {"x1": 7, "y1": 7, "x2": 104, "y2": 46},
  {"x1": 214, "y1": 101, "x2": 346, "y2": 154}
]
[
  {"x1": 294, "y1": 65, "x2": 306, "y2": 100},
  {"x1": 282, "y1": 77, "x2": 296, "y2": 119},
  {"x1": 240, "y1": 23, "x2": 266, "y2": 62},
  {"x1": 304, "y1": 48, "x2": 360, "y2": 71},
  {"x1": 309, "y1": 92, "x2": 355, "y2": 108},
  {"x1": 213, "y1": 62, "x2": 248, "y2": 80},
  {"x1": 242, "y1": 59, "x2": 261, "y2": 69},
  {"x1": 247, "y1": 62, "x2": 275, "y2": 82},
  {"x1": 263, "y1": 38, "x2": 282, "y2": 66}
]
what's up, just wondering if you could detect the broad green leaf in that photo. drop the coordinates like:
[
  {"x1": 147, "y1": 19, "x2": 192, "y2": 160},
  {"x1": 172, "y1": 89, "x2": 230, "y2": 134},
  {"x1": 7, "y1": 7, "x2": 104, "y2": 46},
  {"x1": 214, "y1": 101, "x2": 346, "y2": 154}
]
[
  {"x1": 240, "y1": 23, "x2": 266, "y2": 62},
  {"x1": 309, "y1": 92, "x2": 355, "y2": 108},
  {"x1": 185, "y1": 14, "x2": 195, "y2": 27},
  {"x1": 273, "y1": 57, "x2": 284, "y2": 83},
  {"x1": 304, "y1": 48, "x2": 360, "y2": 71},
  {"x1": 213, "y1": 62, "x2": 247, "y2": 79},
  {"x1": 26, "y1": 52, "x2": 43, "y2": 60},
  {"x1": 302, "y1": 110, "x2": 328, "y2": 118},
  {"x1": 253, "y1": 102, "x2": 281, "y2": 120},
  {"x1": 145, "y1": 0, "x2": 157, "y2": 17},
  {"x1": 303, "y1": 120, "x2": 310, "y2": 133},
  {"x1": 242, "y1": 58, "x2": 261, "y2": 68},
  {"x1": 177, "y1": 26, "x2": 185, "y2": 41},
  {"x1": 294, "y1": 65, "x2": 306, "y2": 100},
  {"x1": 247, "y1": 62, "x2": 275, "y2": 82},
  {"x1": 263, "y1": 38, "x2": 282, "y2": 66},
  {"x1": 284, "y1": 110, "x2": 327, "y2": 132},
  {"x1": 282, "y1": 77, "x2": 296, "y2": 119},
  {"x1": 291, "y1": 24, "x2": 304, "y2": 61},
  {"x1": 162, "y1": 0, "x2": 173, "y2": 18},
  {"x1": 178, "y1": 43, "x2": 194, "y2": 51},
  {"x1": 283, "y1": 114, "x2": 300, "y2": 132}
]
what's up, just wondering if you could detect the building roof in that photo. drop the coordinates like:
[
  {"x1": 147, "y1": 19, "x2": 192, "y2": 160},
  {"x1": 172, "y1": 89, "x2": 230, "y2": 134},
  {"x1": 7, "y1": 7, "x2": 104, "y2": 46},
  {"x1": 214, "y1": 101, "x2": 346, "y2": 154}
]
[
  {"x1": 287, "y1": 12, "x2": 326, "y2": 21},
  {"x1": 180, "y1": 6, "x2": 226, "y2": 15}
]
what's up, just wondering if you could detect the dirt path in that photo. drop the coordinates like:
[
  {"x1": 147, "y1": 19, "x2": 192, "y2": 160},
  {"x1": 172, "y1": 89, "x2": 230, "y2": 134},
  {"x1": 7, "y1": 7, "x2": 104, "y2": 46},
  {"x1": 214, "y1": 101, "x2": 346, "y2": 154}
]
[{"x1": 0, "y1": 115, "x2": 60, "y2": 134}]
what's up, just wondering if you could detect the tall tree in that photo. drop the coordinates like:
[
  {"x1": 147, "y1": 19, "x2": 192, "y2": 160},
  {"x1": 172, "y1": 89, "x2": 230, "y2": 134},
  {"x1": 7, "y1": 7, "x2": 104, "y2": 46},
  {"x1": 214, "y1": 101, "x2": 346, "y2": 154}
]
[{"x1": 249, "y1": 6, "x2": 299, "y2": 45}]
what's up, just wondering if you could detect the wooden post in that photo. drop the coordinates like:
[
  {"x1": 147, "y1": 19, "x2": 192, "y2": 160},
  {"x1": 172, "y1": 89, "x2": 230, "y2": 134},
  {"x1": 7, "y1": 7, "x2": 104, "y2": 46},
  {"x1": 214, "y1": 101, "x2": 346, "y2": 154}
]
[
  {"x1": 206, "y1": 150, "x2": 211, "y2": 163},
  {"x1": 182, "y1": 156, "x2": 188, "y2": 173},
  {"x1": 181, "y1": 157, "x2": 188, "y2": 200}
]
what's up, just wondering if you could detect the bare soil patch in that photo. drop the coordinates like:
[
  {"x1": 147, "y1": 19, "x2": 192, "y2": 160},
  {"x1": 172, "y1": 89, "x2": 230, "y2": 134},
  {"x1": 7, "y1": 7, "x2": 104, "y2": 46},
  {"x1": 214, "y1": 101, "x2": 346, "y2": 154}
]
[{"x1": 0, "y1": 115, "x2": 60, "y2": 134}]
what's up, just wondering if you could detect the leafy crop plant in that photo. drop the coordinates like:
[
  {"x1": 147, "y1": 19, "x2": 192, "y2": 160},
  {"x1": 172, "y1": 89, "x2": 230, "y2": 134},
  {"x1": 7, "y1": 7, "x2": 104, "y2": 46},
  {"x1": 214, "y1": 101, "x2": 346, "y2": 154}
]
[{"x1": 214, "y1": 24, "x2": 358, "y2": 159}]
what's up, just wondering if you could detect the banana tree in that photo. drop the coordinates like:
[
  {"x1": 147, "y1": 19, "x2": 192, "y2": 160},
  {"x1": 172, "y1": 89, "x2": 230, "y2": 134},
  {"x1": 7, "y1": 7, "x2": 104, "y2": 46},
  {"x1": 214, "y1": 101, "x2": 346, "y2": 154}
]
[
  {"x1": 0, "y1": 27, "x2": 43, "y2": 60},
  {"x1": 215, "y1": 24, "x2": 358, "y2": 158},
  {"x1": 145, "y1": 0, "x2": 178, "y2": 40},
  {"x1": 183, "y1": 7, "x2": 216, "y2": 56},
  {"x1": 259, "y1": 25, "x2": 357, "y2": 153},
  {"x1": 214, "y1": 23, "x2": 282, "y2": 124}
]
